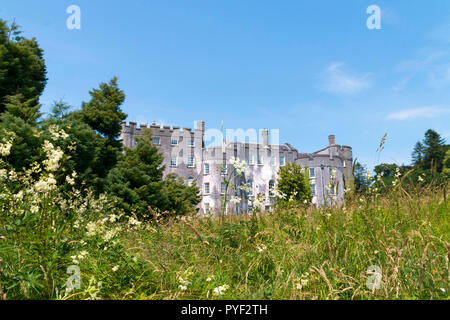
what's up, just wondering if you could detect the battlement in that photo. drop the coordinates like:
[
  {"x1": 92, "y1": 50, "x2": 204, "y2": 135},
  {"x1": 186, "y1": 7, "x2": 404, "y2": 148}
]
[{"x1": 121, "y1": 121, "x2": 195, "y2": 134}]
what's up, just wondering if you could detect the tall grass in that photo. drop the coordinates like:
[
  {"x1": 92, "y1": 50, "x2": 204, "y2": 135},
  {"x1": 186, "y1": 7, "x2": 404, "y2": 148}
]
[{"x1": 0, "y1": 129, "x2": 448, "y2": 299}]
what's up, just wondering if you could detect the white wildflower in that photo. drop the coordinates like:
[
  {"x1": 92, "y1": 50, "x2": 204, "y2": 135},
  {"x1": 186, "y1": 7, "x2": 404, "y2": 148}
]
[
  {"x1": 213, "y1": 284, "x2": 230, "y2": 296},
  {"x1": 112, "y1": 266, "x2": 119, "y2": 272}
]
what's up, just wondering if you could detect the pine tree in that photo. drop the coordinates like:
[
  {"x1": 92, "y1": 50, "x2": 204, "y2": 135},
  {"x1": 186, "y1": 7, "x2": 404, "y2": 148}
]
[
  {"x1": 0, "y1": 19, "x2": 47, "y2": 114},
  {"x1": 421, "y1": 129, "x2": 447, "y2": 172}
]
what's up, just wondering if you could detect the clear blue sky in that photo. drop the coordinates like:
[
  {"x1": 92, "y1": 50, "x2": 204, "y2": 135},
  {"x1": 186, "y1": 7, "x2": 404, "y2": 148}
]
[{"x1": 2, "y1": 0, "x2": 450, "y2": 169}]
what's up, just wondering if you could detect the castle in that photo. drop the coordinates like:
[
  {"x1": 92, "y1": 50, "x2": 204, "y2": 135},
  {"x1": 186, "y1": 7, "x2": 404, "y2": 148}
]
[{"x1": 120, "y1": 121, "x2": 353, "y2": 216}]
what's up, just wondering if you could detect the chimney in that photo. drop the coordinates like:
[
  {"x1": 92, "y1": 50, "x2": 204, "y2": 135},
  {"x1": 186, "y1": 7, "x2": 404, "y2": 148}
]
[
  {"x1": 261, "y1": 129, "x2": 269, "y2": 148},
  {"x1": 328, "y1": 134, "x2": 335, "y2": 146},
  {"x1": 195, "y1": 121, "x2": 205, "y2": 148}
]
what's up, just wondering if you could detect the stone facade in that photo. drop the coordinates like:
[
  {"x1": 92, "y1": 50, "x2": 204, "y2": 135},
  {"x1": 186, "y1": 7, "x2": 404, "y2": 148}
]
[{"x1": 120, "y1": 121, "x2": 353, "y2": 216}]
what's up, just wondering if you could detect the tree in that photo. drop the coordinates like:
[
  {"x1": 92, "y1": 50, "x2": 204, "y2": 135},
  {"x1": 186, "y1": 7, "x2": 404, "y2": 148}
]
[
  {"x1": 275, "y1": 162, "x2": 312, "y2": 206},
  {"x1": 443, "y1": 149, "x2": 450, "y2": 179},
  {"x1": 79, "y1": 77, "x2": 126, "y2": 140},
  {"x1": 414, "y1": 129, "x2": 448, "y2": 172},
  {"x1": 411, "y1": 141, "x2": 425, "y2": 167},
  {"x1": 353, "y1": 162, "x2": 370, "y2": 193},
  {"x1": 106, "y1": 130, "x2": 200, "y2": 218},
  {"x1": 69, "y1": 77, "x2": 128, "y2": 193},
  {"x1": 0, "y1": 19, "x2": 47, "y2": 114}
]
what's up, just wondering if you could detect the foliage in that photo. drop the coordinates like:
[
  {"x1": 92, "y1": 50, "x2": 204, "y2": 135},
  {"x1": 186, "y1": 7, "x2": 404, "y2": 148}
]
[
  {"x1": 0, "y1": 19, "x2": 47, "y2": 114},
  {"x1": 106, "y1": 130, "x2": 201, "y2": 218},
  {"x1": 274, "y1": 162, "x2": 311, "y2": 207}
]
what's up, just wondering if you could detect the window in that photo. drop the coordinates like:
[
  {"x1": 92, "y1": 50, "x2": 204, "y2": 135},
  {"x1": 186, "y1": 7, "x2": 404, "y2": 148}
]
[
  {"x1": 309, "y1": 168, "x2": 315, "y2": 178},
  {"x1": 221, "y1": 164, "x2": 227, "y2": 175},
  {"x1": 204, "y1": 163, "x2": 210, "y2": 175},
  {"x1": 269, "y1": 180, "x2": 275, "y2": 197},
  {"x1": 187, "y1": 156, "x2": 195, "y2": 167},
  {"x1": 257, "y1": 154, "x2": 263, "y2": 165},
  {"x1": 247, "y1": 179, "x2": 253, "y2": 196},
  {"x1": 170, "y1": 156, "x2": 177, "y2": 167},
  {"x1": 171, "y1": 138, "x2": 178, "y2": 146},
  {"x1": 249, "y1": 155, "x2": 255, "y2": 165},
  {"x1": 280, "y1": 155, "x2": 285, "y2": 166},
  {"x1": 204, "y1": 183, "x2": 210, "y2": 194},
  {"x1": 204, "y1": 203, "x2": 211, "y2": 214},
  {"x1": 187, "y1": 176, "x2": 195, "y2": 186},
  {"x1": 221, "y1": 182, "x2": 227, "y2": 195},
  {"x1": 311, "y1": 184, "x2": 316, "y2": 196},
  {"x1": 153, "y1": 137, "x2": 160, "y2": 145},
  {"x1": 270, "y1": 156, "x2": 276, "y2": 167},
  {"x1": 189, "y1": 138, "x2": 195, "y2": 147}
]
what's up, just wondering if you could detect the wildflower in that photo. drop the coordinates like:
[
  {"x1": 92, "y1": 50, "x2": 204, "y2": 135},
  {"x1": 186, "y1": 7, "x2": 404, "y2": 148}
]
[
  {"x1": 257, "y1": 244, "x2": 267, "y2": 253},
  {"x1": 179, "y1": 285, "x2": 187, "y2": 291},
  {"x1": 230, "y1": 196, "x2": 241, "y2": 205},
  {"x1": 112, "y1": 266, "x2": 119, "y2": 272},
  {"x1": 0, "y1": 131, "x2": 15, "y2": 157},
  {"x1": 34, "y1": 174, "x2": 57, "y2": 193},
  {"x1": 230, "y1": 157, "x2": 246, "y2": 175},
  {"x1": 418, "y1": 176, "x2": 424, "y2": 183},
  {"x1": 213, "y1": 284, "x2": 230, "y2": 296},
  {"x1": 206, "y1": 276, "x2": 214, "y2": 282}
]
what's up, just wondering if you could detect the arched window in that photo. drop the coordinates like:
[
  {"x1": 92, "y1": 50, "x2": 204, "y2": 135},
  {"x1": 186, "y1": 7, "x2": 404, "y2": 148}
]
[{"x1": 269, "y1": 180, "x2": 275, "y2": 197}]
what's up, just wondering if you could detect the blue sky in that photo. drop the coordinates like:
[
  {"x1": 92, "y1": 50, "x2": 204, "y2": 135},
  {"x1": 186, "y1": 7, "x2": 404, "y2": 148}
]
[{"x1": 2, "y1": 0, "x2": 450, "y2": 169}]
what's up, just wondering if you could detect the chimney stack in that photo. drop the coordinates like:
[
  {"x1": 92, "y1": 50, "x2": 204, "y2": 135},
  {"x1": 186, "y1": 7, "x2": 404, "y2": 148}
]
[
  {"x1": 328, "y1": 134, "x2": 335, "y2": 146},
  {"x1": 261, "y1": 129, "x2": 269, "y2": 148}
]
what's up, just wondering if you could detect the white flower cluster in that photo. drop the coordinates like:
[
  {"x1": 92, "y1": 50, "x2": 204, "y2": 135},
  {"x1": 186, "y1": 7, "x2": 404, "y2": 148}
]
[
  {"x1": 0, "y1": 132, "x2": 15, "y2": 157},
  {"x1": 230, "y1": 196, "x2": 241, "y2": 205},
  {"x1": 49, "y1": 125, "x2": 69, "y2": 141},
  {"x1": 294, "y1": 272, "x2": 309, "y2": 290},
  {"x1": 230, "y1": 157, "x2": 246, "y2": 175},
  {"x1": 256, "y1": 243, "x2": 267, "y2": 253},
  {"x1": 34, "y1": 174, "x2": 57, "y2": 193},
  {"x1": 177, "y1": 270, "x2": 193, "y2": 291},
  {"x1": 213, "y1": 284, "x2": 230, "y2": 296},
  {"x1": 270, "y1": 186, "x2": 286, "y2": 199},
  {"x1": 42, "y1": 140, "x2": 64, "y2": 172}
]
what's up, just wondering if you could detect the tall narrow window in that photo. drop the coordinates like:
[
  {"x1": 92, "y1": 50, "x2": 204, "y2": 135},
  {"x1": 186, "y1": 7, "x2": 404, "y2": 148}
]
[
  {"x1": 311, "y1": 184, "x2": 316, "y2": 196},
  {"x1": 187, "y1": 156, "x2": 195, "y2": 167},
  {"x1": 309, "y1": 168, "x2": 315, "y2": 178},
  {"x1": 153, "y1": 137, "x2": 160, "y2": 145},
  {"x1": 171, "y1": 138, "x2": 178, "y2": 146},
  {"x1": 187, "y1": 176, "x2": 195, "y2": 186},
  {"x1": 269, "y1": 180, "x2": 275, "y2": 197},
  {"x1": 249, "y1": 155, "x2": 255, "y2": 165},
  {"x1": 257, "y1": 154, "x2": 263, "y2": 165},
  {"x1": 280, "y1": 155, "x2": 285, "y2": 166},
  {"x1": 170, "y1": 156, "x2": 177, "y2": 167},
  {"x1": 204, "y1": 183, "x2": 210, "y2": 194},
  {"x1": 204, "y1": 163, "x2": 210, "y2": 175},
  {"x1": 247, "y1": 179, "x2": 253, "y2": 196},
  {"x1": 189, "y1": 138, "x2": 195, "y2": 147}
]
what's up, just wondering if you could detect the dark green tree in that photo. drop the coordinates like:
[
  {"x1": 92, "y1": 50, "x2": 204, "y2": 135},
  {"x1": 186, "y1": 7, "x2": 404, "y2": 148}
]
[
  {"x1": 106, "y1": 130, "x2": 200, "y2": 218},
  {"x1": 275, "y1": 162, "x2": 312, "y2": 206},
  {"x1": 0, "y1": 19, "x2": 47, "y2": 114},
  {"x1": 69, "y1": 77, "x2": 128, "y2": 192},
  {"x1": 411, "y1": 141, "x2": 425, "y2": 167},
  {"x1": 421, "y1": 129, "x2": 447, "y2": 172}
]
